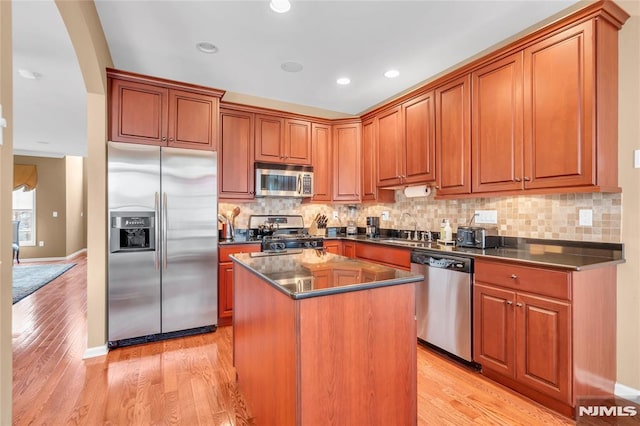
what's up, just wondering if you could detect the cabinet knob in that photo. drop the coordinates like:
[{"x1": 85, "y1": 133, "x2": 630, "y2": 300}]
[
  {"x1": 506, "y1": 300, "x2": 513, "y2": 305},
  {"x1": 162, "y1": 136, "x2": 167, "y2": 141},
  {"x1": 510, "y1": 274, "x2": 518, "y2": 279},
  {"x1": 523, "y1": 176, "x2": 531, "y2": 181},
  {"x1": 169, "y1": 137, "x2": 174, "y2": 142},
  {"x1": 514, "y1": 177, "x2": 521, "y2": 182},
  {"x1": 435, "y1": 185, "x2": 440, "y2": 189},
  {"x1": 516, "y1": 302, "x2": 523, "y2": 307}
]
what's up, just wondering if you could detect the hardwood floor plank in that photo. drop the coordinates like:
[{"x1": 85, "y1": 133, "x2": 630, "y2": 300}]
[{"x1": 13, "y1": 253, "x2": 573, "y2": 425}]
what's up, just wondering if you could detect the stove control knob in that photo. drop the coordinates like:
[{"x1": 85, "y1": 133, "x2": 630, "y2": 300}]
[{"x1": 304, "y1": 241, "x2": 312, "y2": 248}]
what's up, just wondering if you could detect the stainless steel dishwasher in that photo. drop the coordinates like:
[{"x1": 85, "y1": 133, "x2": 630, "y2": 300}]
[{"x1": 410, "y1": 250, "x2": 474, "y2": 362}]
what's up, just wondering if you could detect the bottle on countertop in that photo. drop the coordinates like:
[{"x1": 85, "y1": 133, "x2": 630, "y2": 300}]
[
  {"x1": 439, "y1": 219, "x2": 447, "y2": 241},
  {"x1": 443, "y1": 220, "x2": 452, "y2": 242}
]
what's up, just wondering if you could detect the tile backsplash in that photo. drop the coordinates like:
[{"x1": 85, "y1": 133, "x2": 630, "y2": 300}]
[{"x1": 220, "y1": 191, "x2": 622, "y2": 243}]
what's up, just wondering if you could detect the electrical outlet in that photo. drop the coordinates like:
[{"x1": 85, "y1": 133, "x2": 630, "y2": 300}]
[
  {"x1": 52, "y1": 211, "x2": 58, "y2": 218},
  {"x1": 475, "y1": 210, "x2": 498, "y2": 224},
  {"x1": 333, "y1": 211, "x2": 338, "y2": 220},
  {"x1": 381, "y1": 211, "x2": 390, "y2": 221},
  {"x1": 39, "y1": 241, "x2": 44, "y2": 247},
  {"x1": 579, "y1": 209, "x2": 593, "y2": 226},
  {"x1": 635, "y1": 149, "x2": 640, "y2": 169}
]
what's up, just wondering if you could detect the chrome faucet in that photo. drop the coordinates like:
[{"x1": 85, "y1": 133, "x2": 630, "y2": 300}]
[{"x1": 402, "y1": 212, "x2": 419, "y2": 240}]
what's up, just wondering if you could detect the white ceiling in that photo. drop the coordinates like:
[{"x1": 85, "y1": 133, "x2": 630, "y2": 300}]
[{"x1": 12, "y1": 0, "x2": 582, "y2": 157}]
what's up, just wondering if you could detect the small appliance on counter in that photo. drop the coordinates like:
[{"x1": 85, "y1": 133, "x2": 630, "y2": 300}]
[
  {"x1": 366, "y1": 216, "x2": 380, "y2": 238},
  {"x1": 455, "y1": 226, "x2": 500, "y2": 249},
  {"x1": 346, "y1": 205, "x2": 358, "y2": 236}
]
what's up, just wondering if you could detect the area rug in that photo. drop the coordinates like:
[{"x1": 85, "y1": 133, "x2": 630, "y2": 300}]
[{"x1": 12, "y1": 263, "x2": 76, "y2": 304}]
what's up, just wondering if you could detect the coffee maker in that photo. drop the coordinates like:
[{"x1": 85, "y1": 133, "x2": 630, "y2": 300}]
[{"x1": 366, "y1": 217, "x2": 380, "y2": 238}]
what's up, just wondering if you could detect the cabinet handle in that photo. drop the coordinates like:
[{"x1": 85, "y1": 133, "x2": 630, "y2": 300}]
[
  {"x1": 169, "y1": 137, "x2": 174, "y2": 142},
  {"x1": 523, "y1": 176, "x2": 531, "y2": 181},
  {"x1": 435, "y1": 185, "x2": 440, "y2": 189},
  {"x1": 506, "y1": 300, "x2": 513, "y2": 305},
  {"x1": 516, "y1": 302, "x2": 523, "y2": 307},
  {"x1": 510, "y1": 274, "x2": 518, "y2": 279},
  {"x1": 514, "y1": 177, "x2": 521, "y2": 182},
  {"x1": 162, "y1": 136, "x2": 167, "y2": 141}
]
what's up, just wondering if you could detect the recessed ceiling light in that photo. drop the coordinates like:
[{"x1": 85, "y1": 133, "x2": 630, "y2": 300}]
[
  {"x1": 18, "y1": 69, "x2": 41, "y2": 80},
  {"x1": 196, "y1": 42, "x2": 218, "y2": 54},
  {"x1": 270, "y1": 0, "x2": 291, "y2": 13},
  {"x1": 336, "y1": 77, "x2": 351, "y2": 85},
  {"x1": 281, "y1": 61, "x2": 303, "y2": 73},
  {"x1": 384, "y1": 69, "x2": 400, "y2": 79}
]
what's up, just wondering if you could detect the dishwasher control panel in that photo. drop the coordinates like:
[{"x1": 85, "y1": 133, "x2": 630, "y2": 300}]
[{"x1": 410, "y1": 251, "x2": 473, "y2": 273}]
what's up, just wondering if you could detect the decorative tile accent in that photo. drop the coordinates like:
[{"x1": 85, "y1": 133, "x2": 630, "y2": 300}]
[{"x1": 221, "y1": 191, "x2": 622, "y2": 243}]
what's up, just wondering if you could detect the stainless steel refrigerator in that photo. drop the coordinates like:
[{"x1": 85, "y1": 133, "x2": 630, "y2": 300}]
[{"x1": 107, "y1": 141, "x2": 218, "y2": 347}]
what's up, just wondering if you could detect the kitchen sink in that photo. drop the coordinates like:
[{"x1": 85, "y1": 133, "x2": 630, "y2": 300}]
[{"x1": 376, "y1": 239, "x2": 429, "y2": 248}]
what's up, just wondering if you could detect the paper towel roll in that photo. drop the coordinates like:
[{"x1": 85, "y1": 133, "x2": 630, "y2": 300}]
[{"x1": 403, "y1": 185, "x2": 431, "y2": 198}]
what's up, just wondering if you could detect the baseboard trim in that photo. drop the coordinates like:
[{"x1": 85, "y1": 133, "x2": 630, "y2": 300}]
[
  {"x1": 615, "y1": 382, "x2": 640, "y2": 398},
  {"x1": 19, "y1": 248, "x2": 87, "y2": 263},
  {"x1": 83, "y1": 344, "x2": 108, "y2": 359}
]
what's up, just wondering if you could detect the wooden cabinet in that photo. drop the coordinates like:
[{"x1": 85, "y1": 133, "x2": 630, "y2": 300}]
[
  {"x1": 355, "y1": 242, "x2": 411, "y2": 270},
  {"x1": 342, "y1": 241, "x2": 356, "y2": 258},
  {"x1": 108, "y1": 69, "x2": 222, "y2": 151},
  {"x1": 522, "y1": 21, "x2": 595, "y2": 190},
  {"x1": 403, "y1": 91, "x2": 436, "y2": 184},
  {"x1": 255, "y1": 114, "x2": 311, "y2": 165},
  {"x1": 435, "y1": 74, "x2": 471, "y2": 196},
  {"x1": 474, "y1": 259, "x2": 617, "y2": 416},
  {"x1": 362, "y1": 118, "x2": 394, "y2": 203},
  {"x1": 332, "y1": 122, "x2": 361, "y2": 202},
  {"x1": 472, "y1": 53, "x2": 524, "y2": 193},
  {"x1": 376, "y1": 106, "x2": 403, "y2": 186},
  {"x1": 323, "y1": 239, "x2": 342, "y2": 255},
  {"x1": 311, "y1": 123, "x2": 332, "y2": 202},
  {"x1": 217, "y1": 243, "x2": 261, "y2": 326},
  {"x1": 219, "y1": 108, "x2": 255, "y2": 200}
]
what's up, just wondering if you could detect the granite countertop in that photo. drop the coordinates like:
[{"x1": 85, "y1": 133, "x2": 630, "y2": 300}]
[{"x1": 230, "y1": 250, "x2": 423, "y2": 299}]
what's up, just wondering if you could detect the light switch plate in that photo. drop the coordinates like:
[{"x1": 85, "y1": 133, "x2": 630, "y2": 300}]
[
  {"x1": 475, "y1": 210, "x2": 498, "y2": 224},
  {"x1": 52, "y1": 211, "x2": 58, "y2": 218},
  {"x1": 333, "y1": 211, "x2": 338, "y2": 220},
  {"x1": 381, "y1": 211, "x2": 390, "y2": 221},
  {"x1": 579, "y1": 209, "x2": 593, "y2": 226},
  {"x1": 635, "y1": 149, "x2": 640, "y2": 169}
]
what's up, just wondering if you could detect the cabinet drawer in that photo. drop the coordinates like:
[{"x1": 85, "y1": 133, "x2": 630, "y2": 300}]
[
  {"x1": 219, "y1": 244, "x2": 261, "y2": 262},
  {"x1": 475, "y1": 260, "x2": 570, "y2": 300}
]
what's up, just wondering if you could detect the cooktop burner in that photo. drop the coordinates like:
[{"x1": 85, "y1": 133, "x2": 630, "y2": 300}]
[{"x1": 248, "y1": 215, "x2": 324, "y2": 251}]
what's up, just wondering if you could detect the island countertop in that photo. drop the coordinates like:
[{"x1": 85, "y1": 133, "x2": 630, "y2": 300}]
[{"x1": 230, "y1": 249, "x2": 423, "y2": 299}]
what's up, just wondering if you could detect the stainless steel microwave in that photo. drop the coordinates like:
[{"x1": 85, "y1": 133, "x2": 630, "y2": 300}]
[{"x1": 254, "y1": 162, "x2": 314, "y2": 197}]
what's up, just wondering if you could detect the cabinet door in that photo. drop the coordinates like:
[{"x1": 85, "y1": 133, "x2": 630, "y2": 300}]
[
  {"x1": 435, "y1": 74, "x2": 471, "y2": 195},
  {"x1": 284, "y1": 119, "x2": 311, "y2": 165},
  {"x1": 323, "y1": 240, "x2": 342, "y2": 255},
  {"x1": 343, "y1": 242, "x2": 356, "y2": 258},
  {"x1": 219, "y1": 109, "x2": 255, "y2": 199},
  {"x1": 168, "y1": 89, "x2": 218, "y2": 151},
  {"x1": 376, "y1": 106, "x2": 403, "y2": 186},
  {"x1": 516, "y1": 293, "x2": 571, "y2": 403},
  {"x1": 472, "y1": 53, "x2": 524, "y2": 192},
  {"x1": 332, "y1": 123, "x2": 361, "y2": 201},
  {"x1": 218, "y1": 261, "x2": 234, "y2": 326},
  {"x1": 361, "y1": 119, "x2": 377, "y2": 201},
  {"x1": 523, "y1": 21, "x2": 594, "y2": 189},
  {"x1": 473, "y1": 283, "x2": 516, "y2": 378},
  {"x1": 311, "y1": 123, "x2": 332, "y2": 202},
  {"x1": 403, "y1": 91, "x2": 436, "y2": 184},
  {"x1": 255, "y1": 114, "x2": 285, "y2": 162},
  {"x1": 110, "y1": 78, "x2": 168, "y2": 145}
]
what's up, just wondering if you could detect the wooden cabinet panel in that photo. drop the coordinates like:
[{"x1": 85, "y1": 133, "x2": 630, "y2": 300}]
[
  {"x1": 323, "y1": 240, "x2": 342, "y2": 255},
  {"x1": 285, "y1": 119, "x2": 311, "y2": 165},
  {"x1": 332, "y1": 123, "x2": 361, "y2": 201},
  {"x1": 435, "y1": 74, "x2": 471, "y2": 195},
  {"x1": 516, "y1": 293, "x2": 571, "y2": 403},
  {"x1": 377, "y1": 106, "x2": 403, "y2": 186},
  {"x1": 342, "y1": 242, "x2": 356, "y2": 259},
  {"x1": 362, "y1": 119, "x2": 377, "y2": 201},
  {"x1": 523, "y1": 21, "x2": 594, "y2": 189},
  {"x1": 403, "y1": 91, "x2": 436, "y2": 184},
  {"x1": 311, "y1": 123, "x2": 332, "y2": 202},
  {"x1": 472, "y1": 53, "x2": 524, "y2": 193},
  {"x1": 218, "y1": 262, "x2": 234, "y2": 325},
  {"x1": 168, "y1": 89, "x2": 218, "y2": 150},
  {"x1": 355, "y1": 242, "x2": 411, "y2": 270},
  {"x1": 473, "y1": 284, "x2": 516, "y2": 377},
  {"x1": 110, "y1": 78, "x2": 168, "y2": 145},
  {"x1": 255, "y1": 114, "x2": 285, "y2": 163},
  {"x1": 219, "y1": 109, "x2": 255, "y2": 199}
]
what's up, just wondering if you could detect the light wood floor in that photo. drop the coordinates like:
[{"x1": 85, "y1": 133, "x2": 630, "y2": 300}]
[{"x1": 12, "y1": 253, "x2": 574, "y2": 425}]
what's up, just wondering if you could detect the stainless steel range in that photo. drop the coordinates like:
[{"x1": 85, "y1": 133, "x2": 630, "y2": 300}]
[{"x1": 248, "y1": 215, "x2": 324, "y2": 252}]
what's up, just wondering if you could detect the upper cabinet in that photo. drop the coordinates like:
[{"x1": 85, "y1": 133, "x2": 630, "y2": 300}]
[
  {"x1": 403, "y1": 91, "x2": 436, "y2": 184},
  {"x1": 332, "y1": 121, "x2": 361, "y2": 202},
  {"x1": 311, "y1": 123, "x2": 332, "y2": 202},
  {"x1": 376, "y1": 106, "x2": 403, "y2": 187},
  {"x1": 435, "y1": 74, "x2": 471, "y2": 196},
  {"x1": 362, "y1": 118, "x2": 394, "y2": 203},
  {"x1": 108, "y1": 69, "x2": 223, "y2": 151},
  {"x1": 219, "y1": 108, "x2": 255, "y2": 200},
  {"x1": 254, "y1": 114, "x2": 312, "y2": 165},
  {"x1": 472, "y1": 53, "x2": 524, "y2": 193}
]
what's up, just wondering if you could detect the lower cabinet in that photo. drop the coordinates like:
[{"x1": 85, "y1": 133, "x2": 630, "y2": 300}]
[
  {"x1": 355, "y1": 241, "x2": 411, "y2": 270},
  {"x1": 218, "y1": 243, "x2": 260, "y2": 326},
  {"x1": 323, "y1": 239, "x2": 342, "y2": 255},
  {"x1": 342, "y1": 241, "x2": 356, "y2": 258},
  {"x1": 473, "y1": 259, "x2": 617, "y2": 417}
]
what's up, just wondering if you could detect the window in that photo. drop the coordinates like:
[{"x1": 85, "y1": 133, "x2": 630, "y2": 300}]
[{"x1": 13, "y1": 188, "x2": 36, "y2": 246}]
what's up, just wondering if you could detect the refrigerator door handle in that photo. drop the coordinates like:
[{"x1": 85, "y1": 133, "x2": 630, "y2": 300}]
[
  {"x1": 155, "y1": 192, "x2": 160, "y2": 270},
  {"x1": 163, "y1": 192, "x2": 168, "y2": 270}
]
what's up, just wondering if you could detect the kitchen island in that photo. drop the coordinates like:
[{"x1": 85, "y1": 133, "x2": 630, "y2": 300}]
[{"x1": 231, "y1": 249, "x2": 423, "y2": 426}]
